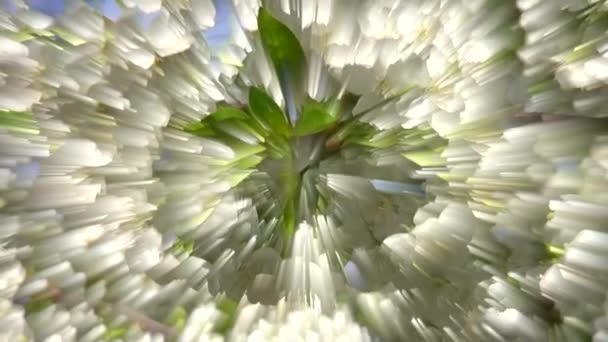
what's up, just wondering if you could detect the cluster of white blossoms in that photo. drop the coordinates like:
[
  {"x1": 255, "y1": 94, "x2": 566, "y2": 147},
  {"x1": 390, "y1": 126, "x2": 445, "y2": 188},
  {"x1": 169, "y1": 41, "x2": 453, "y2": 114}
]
[{"x1": 1, "y1": 0, "x2": 608, "y2": 340}]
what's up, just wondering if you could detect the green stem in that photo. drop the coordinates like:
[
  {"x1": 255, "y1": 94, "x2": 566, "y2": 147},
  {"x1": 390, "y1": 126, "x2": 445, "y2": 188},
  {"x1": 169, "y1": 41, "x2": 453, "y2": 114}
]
[{"x1": 281, "y1": 144, "x2": 301, "y2": 243}]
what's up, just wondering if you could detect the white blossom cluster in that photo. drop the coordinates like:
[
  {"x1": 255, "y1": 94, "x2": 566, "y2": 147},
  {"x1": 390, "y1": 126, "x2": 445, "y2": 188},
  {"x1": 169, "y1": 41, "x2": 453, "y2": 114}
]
[{"x1": 1, "y1": 0, "x2": 608, "y2": 341}]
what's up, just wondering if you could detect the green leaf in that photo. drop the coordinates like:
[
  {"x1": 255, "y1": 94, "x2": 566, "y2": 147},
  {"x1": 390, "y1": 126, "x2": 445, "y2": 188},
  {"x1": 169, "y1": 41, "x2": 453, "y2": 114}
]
[
  {"x1": 226, "y1": 170, "x2": 255, "y2": 187},
  {"x1": 402, "y1": 150, "x2": 446, "y2": 167},
  {"x1": 257, "y1": 8, "x2": 305, "y2": 72},
  {"x1": 294, "y1": 99, "x2": 339, "y2": 136},
  {"x1": 184, "y1": 121, "x2": 216, "y2": 137},
  {"x1": 212, "y1": 119, "x2": 266, "y2": 144},
  {"x1": 354, "y1": 129, "x2": 400, "y2": 148},
  {"x1": 0, "y1": 111, "x2": 39, "y2": 134},
  {"x1": 166, "y1": 306, "x2": 187, "y2": 330},
  {"x1": 51, "y1": 27, "x2": 86, "y2": 46},
  {"x1": 331, "y1": 121, "x2": 377, "y2": 148},
  {"x1": 103, "y1": 326, "x2": 128, "y2": 340},
  {"x1": 219, "y1": 135, "x2": 266, "y2": 164},
  {"x1": 186, "y1": 105, "x2": 268, "y2": 141},
  {"x1": 257, "y1": 8, "x2": 307, "y2": 127},
  {"x1": 184, "y1": 106, "x2": 250, "y2": 137},
  {"x1": 214, "y1": 298, "x2": 238, "y2": 334},
  {"x1": 234, "y1": 154, "x2": 264, "y2": 169},
  {"x1": 209, "y1": 106, "x2": 268, "y2": 142},
  {"x1": 24, "y1": 298, "x2": 54, "y2": 313},
  {"x1": 248, "y1": 87, "x2": 291, "y2": 137},
  {"x1": 545, "y1": 243, "x2": 565, "y2": 262},
  {"x1": 210, "y1": 105, "x2": 250, "y2": 121},
  {"x1": 264, "y1": 136, "x2": 290, "y2": 159},
  {"x1": 217, "y1": 297, "x2": 238, "y2": 314}
]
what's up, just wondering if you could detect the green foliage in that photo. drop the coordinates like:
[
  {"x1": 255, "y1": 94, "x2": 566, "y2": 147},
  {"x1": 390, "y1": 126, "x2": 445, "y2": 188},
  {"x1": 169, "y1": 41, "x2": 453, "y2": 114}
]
[
  {"x1": 403, "y1": 149, "x2": 446, "y2": 167},
  {"x1": 185, "y1": 88, "x2": 295, "y2": 162},
  {"x1": 214, "y1": 298, "x2": 238, "y2": 334},
  {"x1": 283, "y1": 197, "x2": 297, "y2": 238},
  {"x1": 545, "y1": 243, "x2": 565, "y2": 262},
  {"x1": 248, "y1": 87, "x2": 291, "y2": 137},
  {"x1": 279, "y1": 149, "x2": 301, "y2": 240},
  {"x1": 181, "y1": 8, "x2": 361, "y2": 243},
  {"x1": 294, "y1": 99, "x2": 339, "y2": 136},
  {"x1": 221, "y1": 136, "x2": 266, "y2": 162},
  {"x1": 257, "y1": 7, "x2": 306, "y2": 118},
  {"x1": 170, "y1": 239, "x2": 195, "y2": 256},
  {"x1": 0, "y1": 111, "x2": 39, "y2": 134},
  {"x1": 103, "y1": 326, "x2": 128, "y2": 340},
  {"x1": 166, "y1": 306, "x2": 187, "y2": 330},
  {"x1": 211, "y1": 106, "x2": 251, "y2": 121},
  {"x1": 24, "y1": 297, "x2": 54, "y2": 314},
  {"x1": 264, "y1": 136, "x2": 291, "y2": 159},
  {"x1": 257, "y1": 7, "x2": 305, "y2": 73},
  {"x1": 184, "y1": 121, "x2": 216, "y2": 137},
  {"x1": 185, "y1": 105, "x2": 267, "y2": 140}
]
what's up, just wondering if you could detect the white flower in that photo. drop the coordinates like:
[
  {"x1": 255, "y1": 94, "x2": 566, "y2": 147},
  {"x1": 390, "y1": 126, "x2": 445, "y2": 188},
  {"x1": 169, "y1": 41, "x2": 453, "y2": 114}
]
[{"x1": 1, "y1": 0, "x2": 608, "y2": 340}]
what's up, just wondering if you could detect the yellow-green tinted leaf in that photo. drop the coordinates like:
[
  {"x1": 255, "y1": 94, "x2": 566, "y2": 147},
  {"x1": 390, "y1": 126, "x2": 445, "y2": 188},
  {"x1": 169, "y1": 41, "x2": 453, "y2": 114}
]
[
  {"x1": 103, "y1": 327, "x2": 127, "y2": 340},
  {"x1": 0, "y1": 111, "x2": 39, "y2": 134},
  {"x1": 326, "y1": 121, "x2": 370, "y2": 149},
  {"x1": 170, "y1": 239, "x2": 195, "y2": 256},
  {"x1": 234, "y1": 154, "x2": 264, "y2": 169},
  {"x1": 166, "y1": 306, "x2": 187, "y2": 330},
  {"x1": 184, "y1": 121, "x2": 216, "y2": 137},
  {"x1": 186, "y1": 106, "x2": 266, "y2": 141},
  {"x1": 265, "y1": 136, "x2": 290, "y2": 159},
  {"x1": 226, "y1": 170, "x2": 255, "y2": 187},
  {"x1": 212, "y1": 119, "x2": 266, "y2": 144},
  {"x1": 52, "y1": 27, "x2": 86, "y2": 46},
  {"x1": 403, "y1": 150, "x2": 446, "y2": 167},
  {"x1": 24, "y1": 298, "x2": 54, "y2": 313},
  {"x1": 215, "y1": 298, "x2": 238, "y2": 334},
  {"x1": 355, "y1": 130, "x2": 400, "y2": 148},
  {"x1": 220, "y1": 136, "x2": 266, "y2": 163},
  {"x1": 294, "y1": 99, "x2": 339, "y2": 136},
  {"x1": 210, "y1": 105, "x2": 250, "y2": 121}
]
